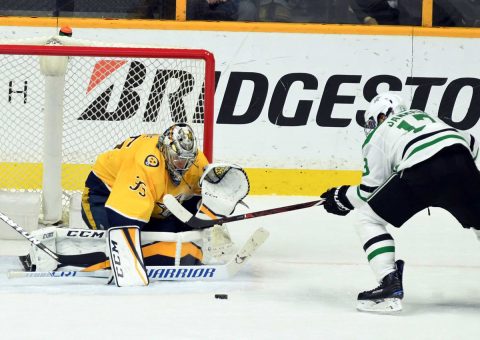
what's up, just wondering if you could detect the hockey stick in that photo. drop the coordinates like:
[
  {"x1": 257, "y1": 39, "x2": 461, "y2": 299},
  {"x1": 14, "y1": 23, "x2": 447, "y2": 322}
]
[
  {"x1": 0, "y1": 211, "x2": 107, "y2": 267},
  {"x1": 8, "y1": 227, "x2": 269, "y2": 282},
  {"x1": 163, "y1": 194, "x2": 324, "y2": 229}
]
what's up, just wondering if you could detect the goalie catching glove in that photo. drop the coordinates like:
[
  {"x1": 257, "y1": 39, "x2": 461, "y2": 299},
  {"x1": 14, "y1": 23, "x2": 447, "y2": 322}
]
[{"x1": 198, "y1": 163, "x2": 250, "y2": 218}]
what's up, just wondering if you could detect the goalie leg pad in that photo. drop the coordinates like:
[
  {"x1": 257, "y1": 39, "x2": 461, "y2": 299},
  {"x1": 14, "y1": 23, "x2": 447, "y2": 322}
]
[
  {"x1": 24, "y1": 227, "x2": 108, "y2": 272},
  {"x1": 23, "y1": 226, "x2": 58, "y2": 272},
  {"x1": 107, "y1": 226, "x2": 149, "y2": 287}
]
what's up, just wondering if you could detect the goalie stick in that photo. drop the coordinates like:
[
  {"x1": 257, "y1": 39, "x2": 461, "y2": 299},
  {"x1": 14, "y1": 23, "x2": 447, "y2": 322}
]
[
  {"x1": 0, "y1": 210, "x2": 107, "y2": 267},
  {"x1": 8, "y1": 227, "x2": 269, "y2": 282},
  {"x1": 163, "y1": 194, "x2": 324, "y2": 229}
]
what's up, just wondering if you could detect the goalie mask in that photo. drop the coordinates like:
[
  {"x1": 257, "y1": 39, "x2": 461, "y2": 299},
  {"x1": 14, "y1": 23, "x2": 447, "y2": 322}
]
[
  {"x1": 159, "y1": 123, "x2": 198, "y2": 185},
  {"x1": 364, "y1": 92, "x2": 407, "y2": 135}
]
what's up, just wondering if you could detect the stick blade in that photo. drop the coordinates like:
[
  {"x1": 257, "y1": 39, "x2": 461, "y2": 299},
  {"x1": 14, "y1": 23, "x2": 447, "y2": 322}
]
[{"x1": 226, "y1": 227, "x2": 269, "y2": 277}]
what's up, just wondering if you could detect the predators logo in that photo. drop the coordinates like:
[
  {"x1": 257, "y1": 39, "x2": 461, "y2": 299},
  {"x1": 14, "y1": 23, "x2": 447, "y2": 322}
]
[
  {"x1": 204, "y1": 165, "x2": 231, "y2": 184},
  {"x1": 213, "y1": 166, "x2": 228, "y2": 178},
  {"x1": 144, "y1": 155, "x2": 159, "y2": 167}
]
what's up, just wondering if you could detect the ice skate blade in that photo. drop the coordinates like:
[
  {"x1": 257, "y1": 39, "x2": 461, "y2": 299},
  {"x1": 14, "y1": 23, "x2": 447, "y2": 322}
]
[{"x1": 357, "y1": 298, "x2": 402, "y2": 313}]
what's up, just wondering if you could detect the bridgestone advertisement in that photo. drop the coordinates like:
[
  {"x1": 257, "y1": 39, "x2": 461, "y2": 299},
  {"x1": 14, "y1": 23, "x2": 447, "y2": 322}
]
[{"x1": 1, "y1": 27, "x2": 479, "y2": 173}]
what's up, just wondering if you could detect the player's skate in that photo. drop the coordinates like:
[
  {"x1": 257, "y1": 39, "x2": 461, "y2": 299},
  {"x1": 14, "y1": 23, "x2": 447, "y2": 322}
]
[{"x1": 357, "y1": 260, "x2": 404, "y2": 313}]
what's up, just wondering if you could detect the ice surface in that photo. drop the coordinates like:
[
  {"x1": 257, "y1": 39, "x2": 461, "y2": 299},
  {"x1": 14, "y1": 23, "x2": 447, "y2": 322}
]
[{"x1": 0, "y1": 196, "x2": 479, "y2": 340}]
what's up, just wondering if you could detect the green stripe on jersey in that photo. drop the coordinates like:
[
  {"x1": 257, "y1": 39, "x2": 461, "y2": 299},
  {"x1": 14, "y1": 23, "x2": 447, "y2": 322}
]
[
  {"x1": 362, "y1": 128, "x2": 377, "y2": 148},
  {"x1": 367, "y1": 246, "x2": 395, "y2": 261},
  {"x1": 405, "y1": 135, "x2": 467, "y2": 160},
  {"x1": 356, "y1": 186, "x2": 368, "y2": 202}
]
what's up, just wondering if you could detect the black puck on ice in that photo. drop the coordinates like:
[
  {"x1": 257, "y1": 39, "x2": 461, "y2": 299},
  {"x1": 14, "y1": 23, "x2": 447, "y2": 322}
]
[{"x1": 215, "y1": 294, "x2": 228, "y2": 299}]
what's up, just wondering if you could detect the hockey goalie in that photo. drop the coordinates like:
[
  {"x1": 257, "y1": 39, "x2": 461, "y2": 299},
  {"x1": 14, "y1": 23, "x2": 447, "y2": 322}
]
[{"x1": 18, "y1": 124, "x2": 253, "y2": 286}]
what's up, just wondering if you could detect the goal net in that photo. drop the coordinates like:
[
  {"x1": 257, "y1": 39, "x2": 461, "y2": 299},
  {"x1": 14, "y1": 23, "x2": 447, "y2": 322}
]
[{"x1": 0, "y1": 36, "x2": 215, "y2": 226}]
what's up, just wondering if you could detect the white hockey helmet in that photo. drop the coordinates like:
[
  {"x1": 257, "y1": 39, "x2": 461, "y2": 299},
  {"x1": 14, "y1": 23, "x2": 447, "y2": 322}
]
[
  {"x1": 364, "y1": 92, "x2": 407, "y2": 134},
  {"x1": 158, "y1": 123, "x2": 198, "y2": 185}
]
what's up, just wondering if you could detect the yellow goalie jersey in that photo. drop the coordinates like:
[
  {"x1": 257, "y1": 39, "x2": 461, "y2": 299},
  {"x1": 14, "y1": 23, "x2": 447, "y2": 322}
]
[{"x1": 90, "y1": 134, "x2": 209, "y2": 227}]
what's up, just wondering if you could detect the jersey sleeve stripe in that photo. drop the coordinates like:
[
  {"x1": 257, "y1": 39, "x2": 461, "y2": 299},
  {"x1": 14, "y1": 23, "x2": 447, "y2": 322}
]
[
  {"x1": 401, "y1": 128, "x2": 457, "y2": 158},
  {"x1": 356, "y1": 186, "x2": 368, "y2": 202},
  {"x1": 359, "y1": 184, "x2": 378, "y2": 193}
]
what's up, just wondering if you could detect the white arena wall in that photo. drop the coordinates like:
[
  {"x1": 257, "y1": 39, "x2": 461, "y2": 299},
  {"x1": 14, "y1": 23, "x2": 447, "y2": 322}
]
[{"x1": 0, "y1": 23, "x2": 479, "y2": 195}]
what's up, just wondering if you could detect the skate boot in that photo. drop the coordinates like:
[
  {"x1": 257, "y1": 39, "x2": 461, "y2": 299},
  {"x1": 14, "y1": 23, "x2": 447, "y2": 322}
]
[
  {"x1": 19, "y1": 254, "x2": 35, "y2": 272},
  {"x1": 357, "y1": 260, "x2": 404, "y2": 313}
]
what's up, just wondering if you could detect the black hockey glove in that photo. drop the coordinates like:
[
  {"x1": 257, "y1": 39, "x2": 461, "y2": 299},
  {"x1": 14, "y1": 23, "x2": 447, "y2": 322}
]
[{"x1": 320, "y1": 186, "x2": 354, "y2": 216}]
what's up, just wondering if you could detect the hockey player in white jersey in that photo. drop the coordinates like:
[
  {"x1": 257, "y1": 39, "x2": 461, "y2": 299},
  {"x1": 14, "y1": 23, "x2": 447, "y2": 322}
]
[{"x1": 320, "y1": 92, "x2": 480, "y2": 313}]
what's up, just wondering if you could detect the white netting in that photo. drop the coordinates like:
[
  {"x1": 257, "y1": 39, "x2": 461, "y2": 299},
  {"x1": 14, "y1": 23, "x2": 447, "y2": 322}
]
[{"x1": 0, "y1": 36, "x2": 214, "y2": 223}]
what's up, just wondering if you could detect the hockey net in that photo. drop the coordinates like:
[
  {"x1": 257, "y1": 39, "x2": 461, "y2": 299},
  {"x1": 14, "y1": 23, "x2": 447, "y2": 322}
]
[{"x1": 0, "y1": 36, "x2": 215, "y2": 226}]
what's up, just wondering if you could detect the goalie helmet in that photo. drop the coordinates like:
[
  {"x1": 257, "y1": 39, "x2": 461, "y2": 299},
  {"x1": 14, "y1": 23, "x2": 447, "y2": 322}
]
[
  {"x1": 158, "y1": 123, "x2": 198, "y2": 185},
  {"x1": 364, "y1": 92, "x2": 407, "y2": 135}
]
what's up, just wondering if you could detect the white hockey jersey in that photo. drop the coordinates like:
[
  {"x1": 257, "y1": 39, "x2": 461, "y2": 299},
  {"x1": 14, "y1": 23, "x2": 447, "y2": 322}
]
[{"x1": 346, "y1": 109, "x2": 479, "y2": 208}]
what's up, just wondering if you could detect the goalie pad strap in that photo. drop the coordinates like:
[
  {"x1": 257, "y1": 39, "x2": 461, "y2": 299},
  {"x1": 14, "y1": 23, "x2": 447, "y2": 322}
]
[{"x1": 107, "y1": 226, "x2": 149, "y2": 287}]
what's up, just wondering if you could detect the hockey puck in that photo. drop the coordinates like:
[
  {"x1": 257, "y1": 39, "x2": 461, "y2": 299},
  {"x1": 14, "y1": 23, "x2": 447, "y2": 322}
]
[{"x1": 215, "y1": 294, "x2": 228, "y2": 300}]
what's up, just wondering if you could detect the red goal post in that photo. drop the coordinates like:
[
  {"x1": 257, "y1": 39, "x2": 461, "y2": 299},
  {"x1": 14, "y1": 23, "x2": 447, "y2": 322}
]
[{"x1": 0, "y1": 39, "x2": 215, "y2": 225}]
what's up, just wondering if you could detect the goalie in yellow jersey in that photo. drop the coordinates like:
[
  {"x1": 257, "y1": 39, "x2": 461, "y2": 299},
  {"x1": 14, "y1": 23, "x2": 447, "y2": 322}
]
[
  {"x1": 81, "y1": 123, "x2": 207, "y2": 233},
  {"x1": 80, "y1": 123, "x2": 242, "y2": 269},
  {"x1": 20, "y1": 124, "x2": 250, "y2": 286}
]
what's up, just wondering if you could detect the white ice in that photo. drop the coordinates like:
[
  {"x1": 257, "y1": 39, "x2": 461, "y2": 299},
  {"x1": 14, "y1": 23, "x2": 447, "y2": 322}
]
[{"x1": 0, "y1": 196, "x2": 479, "y2": 340}]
